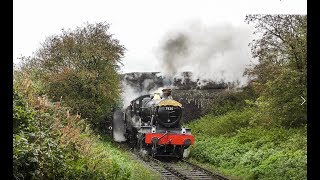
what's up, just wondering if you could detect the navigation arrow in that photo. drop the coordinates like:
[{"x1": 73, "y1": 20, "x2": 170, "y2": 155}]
[{"x1": 300, "y1": 96, "x2": 306, "y2": 105}]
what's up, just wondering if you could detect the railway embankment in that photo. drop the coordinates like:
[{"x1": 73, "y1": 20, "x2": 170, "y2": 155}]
[{"x1": 185, "y1": 96, "x2": 307, "y2": 179}]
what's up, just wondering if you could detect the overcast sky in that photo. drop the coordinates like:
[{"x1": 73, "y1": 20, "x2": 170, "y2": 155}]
[{"x1": 13, "y1": 0, "x2": 306, "y2": 73}]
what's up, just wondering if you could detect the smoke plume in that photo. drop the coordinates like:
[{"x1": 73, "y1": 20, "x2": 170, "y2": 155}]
[
  {"x1": 155, "y1": 21, "x2": 253, "y2": 86},
  {"x1": 119, "y1": 21, "x2": 254, "y2": 108}
]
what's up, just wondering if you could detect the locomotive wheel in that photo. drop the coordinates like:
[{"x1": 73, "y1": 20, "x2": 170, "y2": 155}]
[{"x1": 112, "y1": 110, "x2": 126, "y2": 142}]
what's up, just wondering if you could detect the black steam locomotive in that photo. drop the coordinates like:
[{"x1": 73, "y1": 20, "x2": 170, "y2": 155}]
[{"x1": 112, "y1": 89, "x2": 194, "y2": 158}]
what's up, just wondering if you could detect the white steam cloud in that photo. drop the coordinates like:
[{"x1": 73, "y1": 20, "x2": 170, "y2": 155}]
[
  {"x1": 121, "y1": 81, "x2": 144, "y2": 108},
  {"x1": 121, "y1": 80, "x2": 171, "y2": 108},
  {"x1": 119, "y1": 21, "x2": 254, "y2": 108},
  {"x1": 155, "y1": 21, "x2": 254, "y2": 86},
  {"x1": 112, "y1": 110, "x2": 126, "y2": 142}
]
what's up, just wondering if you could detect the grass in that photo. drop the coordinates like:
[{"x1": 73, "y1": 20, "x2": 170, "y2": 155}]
[
  {"x1": 63, "y1": 135, "x2": 161, "y2": 180},
  {"x1": 95, "y1": 138, "x2": 161, "y2": 180},
  {"x1": 186, "y1": 108, "x2": 307, "y2": 180}
]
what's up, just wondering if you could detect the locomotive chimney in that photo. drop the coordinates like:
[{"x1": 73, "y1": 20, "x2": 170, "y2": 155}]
[{"x1": 162, "y1": 88, "x2": 172, "y2": 99}]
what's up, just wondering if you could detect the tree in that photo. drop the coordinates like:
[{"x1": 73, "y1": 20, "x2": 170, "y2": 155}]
[
  {"x1": 245, "y1": 15, "x2": 306, "y2": 84},
  {"x1": 245, "y1": 15, "x2": 307, "y2": 127},
  {"x1": 22, "y1": 22, "x2": 126, "y2": 128}
]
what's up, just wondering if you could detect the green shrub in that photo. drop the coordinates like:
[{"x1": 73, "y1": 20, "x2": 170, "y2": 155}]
[
  {"x1": 250, "y1": 150, "x2": 306, "y2": 180},
  {"x1": 13, "y1": 86, "x2": 159, "y2": 180},
  {"x1": 13, "y1": 87, "x2": 67, "y2": 179},
  {"x1": 206, "y1": 86, "x2": 257, "y2": 117},
  {"x1": 188, "y1": 108, "x2": 255, "y2": 137},
  {"x1": 254, "y1": 69, "x2": 307, "y2": 128},
  {"x1": 26, "y1": 22, "x2": 125, "y2": 129},
  {"x1": 187, "y1": 110, "x2": 307, "y2": 180}
]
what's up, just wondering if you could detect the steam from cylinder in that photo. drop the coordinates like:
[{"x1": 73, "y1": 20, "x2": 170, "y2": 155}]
[{"x1": 112, "y1": 110, "x2": 126, "y2": 142}]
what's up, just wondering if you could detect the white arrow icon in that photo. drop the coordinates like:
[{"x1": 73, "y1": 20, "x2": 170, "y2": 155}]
[{"x1": 300, "y1": 96, "x2": 306, "y2": 105}]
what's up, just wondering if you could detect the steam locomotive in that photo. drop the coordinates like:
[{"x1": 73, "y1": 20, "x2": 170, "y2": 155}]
[{"x1": 112, "y1": 89, "x2": 194, "y2": 158}]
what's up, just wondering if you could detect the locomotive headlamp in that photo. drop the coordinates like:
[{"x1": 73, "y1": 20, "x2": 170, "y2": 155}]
[
  {"x1": 151, "y1": 126, "x2": 156, "y2": 133},
  {"x1": 181, "y1": 128, "x2": 186, "y2": 134}
]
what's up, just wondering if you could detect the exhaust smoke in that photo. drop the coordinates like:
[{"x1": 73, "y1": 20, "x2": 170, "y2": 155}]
[{"x1": 155, "y1": 20, "x2": 253, "y2": 86}]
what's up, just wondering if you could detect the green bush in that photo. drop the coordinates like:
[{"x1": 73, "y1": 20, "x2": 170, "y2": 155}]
[
  {"x1": 207, "y1": 86, "x2": 257, "y2": 117},
  {"x1": 250, "y1": 150, "x2": 306, "y2": 180},
  {"x1": 13, "y1": 88, "x2": 36, "y2": 134},
  {"x1": 188, "y1": 108, "x2": 255, "y2": 137},
  {"x1": 255, "y1": 69, "x2": 307, "y2": 128},
  {"x1": 187, "y1": 112, "x2": 307, "y2": 180},
  {"x1": 13, "y1": 86, "x2": 159, "y2": 179},
  {"x1": 13, "y1": 87, "x2": 67, "y2": 179},
  {"x1": 17, "y1": 22, "x2": 126, "y2": 130}
]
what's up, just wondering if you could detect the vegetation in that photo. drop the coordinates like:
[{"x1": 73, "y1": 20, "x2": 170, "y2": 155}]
[
  {"x1": 18, "y1": 22, "x2": 126, "y2": 130},
  {"x1": 244, "y1": 15, "x2": 307, "y2": 128},
  {"x1": 13, "y1": 15, "x2": 307, "y2": 179},
  {"x1": 186, "y1": 15, "x2": 307, "y2": 180},
  {"x1": 13, "y1": 22, "x2": 160, "y2": 180},
  {"x1": 188, "y1": 109, "x2": 307, "y2": 179},
  {"x1": 206, "y1": 85, "x2": 257, "y2": 117},
  {"x1": 13, "y1": 70, "x2": 160, "y2": 180}
]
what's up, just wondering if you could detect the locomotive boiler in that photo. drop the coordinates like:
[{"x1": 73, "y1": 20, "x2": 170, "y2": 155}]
[{"x1": 112, "y1": 89, "x2": 194, "y2": 158}]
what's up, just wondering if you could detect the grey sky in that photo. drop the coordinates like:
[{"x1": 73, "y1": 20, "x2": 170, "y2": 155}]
[{"x1": 13, "y1": 0, "x2": 306, "y2": 73}]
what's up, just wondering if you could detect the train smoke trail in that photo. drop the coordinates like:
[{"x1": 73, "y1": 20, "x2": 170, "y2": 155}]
[
  {"x1": 155, "y1": 20, "x2": 254, "y2": 86},
  {"x1": 120, "y1": 20, "x2": 254, "y2": 108},
  {"x1": 159, "y1": 33, "x2": 190, "y2": 76}
]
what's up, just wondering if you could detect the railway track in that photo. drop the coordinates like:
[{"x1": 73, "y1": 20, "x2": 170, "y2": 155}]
[
  {"x1": 117, "y1": 143, "x2": 228, "y2": 179},
  {"x1": 143, "y1": 155, "x2": 228, "y2": 180}
]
